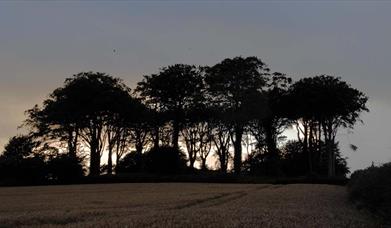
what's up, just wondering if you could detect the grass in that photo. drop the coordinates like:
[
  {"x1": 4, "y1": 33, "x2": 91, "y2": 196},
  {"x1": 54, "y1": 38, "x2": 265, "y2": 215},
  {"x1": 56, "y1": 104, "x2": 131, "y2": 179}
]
[{"x1": 0, "y1": 183, "x2": 380, "y2": 227}]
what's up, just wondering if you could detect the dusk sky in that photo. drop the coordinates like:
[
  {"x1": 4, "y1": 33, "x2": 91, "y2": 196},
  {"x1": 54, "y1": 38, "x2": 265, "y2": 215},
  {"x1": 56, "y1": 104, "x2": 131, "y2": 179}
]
[{"x1": 1, "y1": 1, "x2": 390, "y2": 172}]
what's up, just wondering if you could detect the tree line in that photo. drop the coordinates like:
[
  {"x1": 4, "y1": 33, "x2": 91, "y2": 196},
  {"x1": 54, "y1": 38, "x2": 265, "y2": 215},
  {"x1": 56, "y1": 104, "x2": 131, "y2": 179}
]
[{"x1": 0, "y1": 56, "x2": 368, "y2": 183}]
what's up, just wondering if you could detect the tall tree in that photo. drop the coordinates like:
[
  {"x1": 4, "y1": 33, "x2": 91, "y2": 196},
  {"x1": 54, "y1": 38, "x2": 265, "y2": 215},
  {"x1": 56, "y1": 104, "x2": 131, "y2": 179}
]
[
  {"x1": 25, "y1": 103, "x2": 80, "y2": 159},
  {"x1": 250, "y1": 73, "x2": 292, "y2": 175},
  {"x1": 25, "y1": 72, "x2": 133, "y2": 176},
  {"x1": 105, "y1": 94, "x2": 146, "y2": 174},
  {"x1": 136, "y1": 64, "x2": 204, "y2": 150},
  {"x1": 181, "y1": 124, "x2": 200, "y2": 169},
  {"x1": 211, "y1": 121, "x2": 231, "y2": 173},
  {"x1": 263, "y1": 73, "x2": 292, "y2": 157},
  {"x1": 288, "y1": 75, "x2": 368, "y2": 177},
  {"x1": 205, "y1": 56, "x2": 269, "y2": 174}
]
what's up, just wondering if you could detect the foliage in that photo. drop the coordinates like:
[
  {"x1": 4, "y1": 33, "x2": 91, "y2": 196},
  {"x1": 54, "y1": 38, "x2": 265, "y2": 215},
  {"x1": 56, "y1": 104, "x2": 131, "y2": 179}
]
[
  {"x1": 116, "y1": 147, "x2": 189, "y2": 174},
  {"x1": 348, "y1": 163, "x2": 391, "y2": 221},
  {"x1": 281, "y1": 140, "x2": 307, "y2": 176},
  {"x1": 8, "y1": 57, "x2": 368, "y2": 180},
  {"x1": 143, "y1": 146, "x2": 188, "y2": 174},
  {"x1": 2, "y1": 135, "x2": 39, "y2": 160},
  {"x1": 243, "y1": 140, "x2": 349, "y2": 177},
  {"x1": 287, "y1": 75, "x2": 368, "y2": 124},
  {"x1": 0, "y1": 155, "x2": 47, "y2": 184},
  {"x1": 135, "y1": 64, "x2": 205, "y2": 149},
  {"x1": 0, "y1": 136, "x2": 46, "y2": 184},
  {"x1": 24, "y1": 72, "x2": 142, "y2": 176},
  {"x1": 0, "y1": 135, "x2": 86, "y2": 184},
  {"x1": 116, "y1": 152, "x2": 144, "y2": 173},
  {"x1": 286, "y1": 75, "x2": 368, "y2": 177},
  {"x1": 136, "y1": 64, "x2": 204, "y2": 113},
  {"x1": 46, "y1": 154, "x2": 85, "y2": 183},
  {"x1": 206, "y1": 56, "x2": 270, "y2": 174}
]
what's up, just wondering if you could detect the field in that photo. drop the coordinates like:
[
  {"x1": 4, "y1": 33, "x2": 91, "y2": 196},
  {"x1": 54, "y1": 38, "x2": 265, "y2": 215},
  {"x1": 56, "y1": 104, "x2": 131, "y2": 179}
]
[{"x1": 0, "y1": 183, "x2": 379, "y2": 227}]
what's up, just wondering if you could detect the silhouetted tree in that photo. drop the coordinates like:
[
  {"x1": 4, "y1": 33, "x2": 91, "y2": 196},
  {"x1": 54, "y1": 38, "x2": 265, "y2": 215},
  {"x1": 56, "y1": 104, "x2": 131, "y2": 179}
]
[
  {"x1": 288, "y1": 76, "x2": 368, "y2": 177},
  {"x1": 25, "y1": 72, "x2": 134, "y2": 176},
  {"x1": 248, "y1": 73, "x2": 292, "y2": 175},
  {"x1": 0, "y1": 135, "x2": 46, "y2": 184},
  {"x1": 211, "y1": 121, "x2": 231, "y2": 173},
  {"x1": 181, "y1": 124, "x2": 200, "y2": 169},
  {"x1": 206, "y1": 56, "x2": 269, "y2": 174},
  {"x1": 1, "y1": 135, "x2": 38, "y2": 160},
  {"x1": 136, "y1": 64, "x2": 204, "y2": 150},
  {"x1": 9, "y1": 57, "x2": 368, "y2": 181},
  {"x1": 106, "y1": 95, "x2": 150, "y2": 174},
  {"x1": 25, "y1": 103, "x2": 80, "y2": 159},
  {"x1": 262, "y1": 73, "x2": 292, "y2": 159},
  {"x1": 197, "y1": 122, "x2": 213, "y2": 170}
]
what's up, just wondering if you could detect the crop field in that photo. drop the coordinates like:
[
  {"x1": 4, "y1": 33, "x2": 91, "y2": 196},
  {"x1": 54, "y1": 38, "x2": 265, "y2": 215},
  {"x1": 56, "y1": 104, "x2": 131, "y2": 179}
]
[{"x1": 0, "y1": 183, "x2": 379, "y2": 227}]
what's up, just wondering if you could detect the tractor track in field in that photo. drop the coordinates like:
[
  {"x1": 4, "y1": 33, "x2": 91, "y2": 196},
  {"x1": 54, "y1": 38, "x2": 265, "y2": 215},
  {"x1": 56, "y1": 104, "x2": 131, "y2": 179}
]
[{"x1": 172, "y1": 184, "x2": 274, "y2": 210}]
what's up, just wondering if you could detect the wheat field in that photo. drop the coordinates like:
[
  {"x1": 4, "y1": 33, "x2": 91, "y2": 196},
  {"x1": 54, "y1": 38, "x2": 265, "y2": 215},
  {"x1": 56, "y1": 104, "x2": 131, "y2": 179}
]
[{"x1": 0, "y1": 183, "x2": 379, "y2": 227}]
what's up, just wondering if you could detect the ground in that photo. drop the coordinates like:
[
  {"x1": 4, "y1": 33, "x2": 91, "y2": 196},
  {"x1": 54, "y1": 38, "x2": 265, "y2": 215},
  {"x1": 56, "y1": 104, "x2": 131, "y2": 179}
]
[{"x1": 0, "y1": 183, "x2": 379, "y2": 227}]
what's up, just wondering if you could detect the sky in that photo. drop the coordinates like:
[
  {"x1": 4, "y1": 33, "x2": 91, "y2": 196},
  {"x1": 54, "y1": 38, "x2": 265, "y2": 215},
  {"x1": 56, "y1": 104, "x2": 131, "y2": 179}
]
[{"x1": 0, "y1": 1, "x2": 390, "y2": 172}]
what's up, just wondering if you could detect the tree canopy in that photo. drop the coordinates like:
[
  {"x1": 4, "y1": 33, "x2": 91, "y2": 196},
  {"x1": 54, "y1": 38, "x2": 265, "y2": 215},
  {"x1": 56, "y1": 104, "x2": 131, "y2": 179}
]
[{"x1": 1, "y1": 57, "x2": 369, "y2": 183}]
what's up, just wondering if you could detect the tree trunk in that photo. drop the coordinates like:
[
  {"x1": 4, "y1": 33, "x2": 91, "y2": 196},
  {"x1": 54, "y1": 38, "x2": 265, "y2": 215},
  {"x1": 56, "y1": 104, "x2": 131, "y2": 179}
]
[
  {"x1": 201, "y1": 158, "x2": 207, "y2": 170},
  {"x1": 220, "y1": 149, "x2": 227, "y2": 173},
  {"x1": 308, "y1": 123, "x2": 313, "y2": 174},
  {"x1": 107, "y1": 147, "x2": 113, "y2": 175},
  {"x1": 68, "y1": 128, "x2": 78, "y2": 158},
  {"x1": 89, "y1": 126, "x2": 101, "y2": 177},
  {"x1": 264, "y1": 119, "x2": 281, "y2": 176},
  {"x1": 89, "y1": 140, "x2": 100, "y2": 176},
  {"x1": 233, "y1": 125, "x2": 243, "y2": 175},
  {"x1": 220, "y1": 152, "x2": 228, "y2": 173},
  {"x1": 115, "y1": 152, "x2": 120, "y2": 173},
  {"x1": 302, "y1": 121, "x2": 309, "y2": 174},
  {"x1": 115, "y1": 136, "x2": 121, "y2": 173},
  {"x1": 324, "y1": 122, "x2": 335, "y2": 178},
  {"x1": 153, "y1": 126, "x2": 160, "y2": 149},
  {"x1": 135, "y1": 130, "x2": 143, "y2": 155},
  {"x1": 317, "y1": 122, "x2": 322, "y2": 171},
  {"x1": 264, "y1": 119, "x2": 277, "y2": 156},
  {"x1": 214, "y1": 129, "x2": 229, "y2": 174},
  {"x1": 327, "y1": 141, "x2": 334, "y2": 177},
  {"x1": 189, "y1": 157, "x2": 196, "y2": 169},
  {"x1": 172, "y1": 119, "x2": 180, "y2": 150},
  {"x1": 191, "y1": 140, "x2": 196, "y2": 168}
]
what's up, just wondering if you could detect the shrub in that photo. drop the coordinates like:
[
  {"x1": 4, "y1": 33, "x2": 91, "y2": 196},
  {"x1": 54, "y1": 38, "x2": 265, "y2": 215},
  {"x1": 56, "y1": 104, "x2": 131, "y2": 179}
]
[
  {"x1": 46, "y1": 155, "x2": 85, "y2": 183},
  {"x1": 242, "y1": 151, "x2": 284, "y2": 177},
  {"x1": 348, "y1": 162, "x2": 391, "y2": 220},
  {"x1": 116, "y1": 152, "x2": 144, "y2": 173},
  {"x1": 144, "y1": 146, "x2": 187, "y2": 174},
  {"x1": 0, "y1": 155, "x2": 47, "y2": 184}
]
